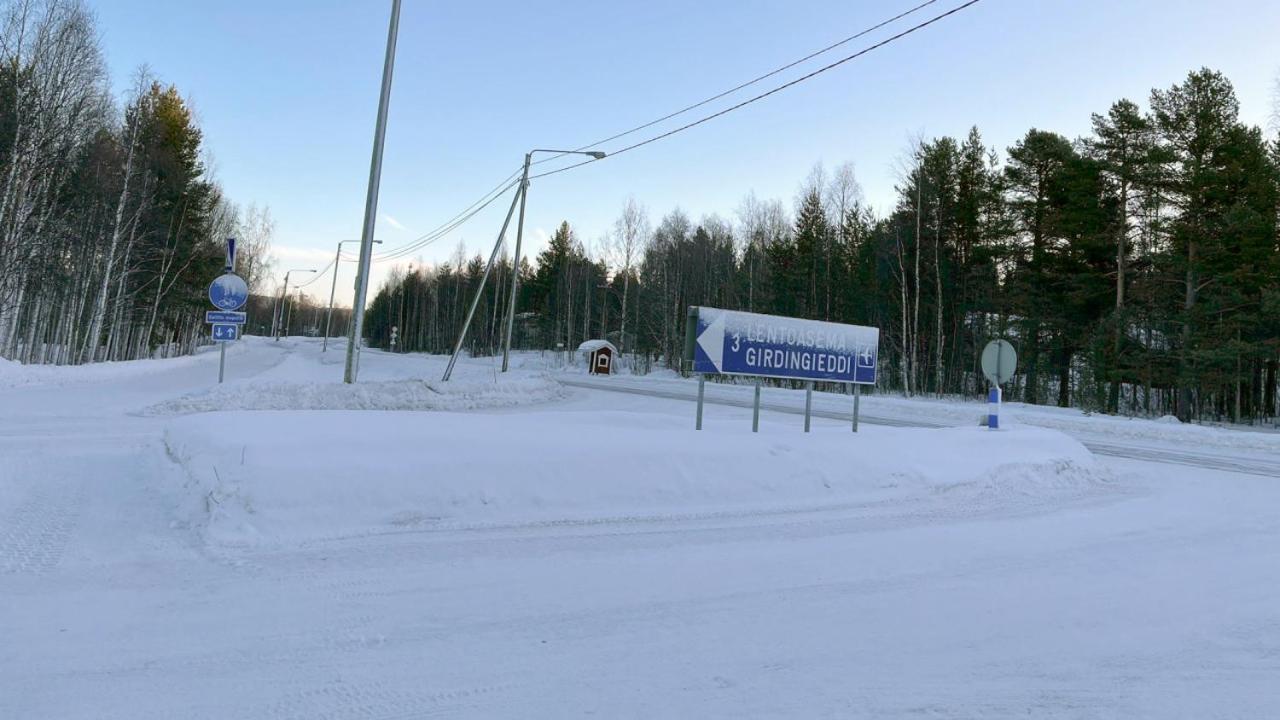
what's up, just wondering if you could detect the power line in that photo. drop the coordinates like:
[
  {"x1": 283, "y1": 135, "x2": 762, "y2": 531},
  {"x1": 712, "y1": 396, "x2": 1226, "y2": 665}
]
[
  {"x1": 530, "y1": 0, "x2": 941, "y2": 169},
  {"x1": 369, "y1": 169, "x2": 522, "y2": 262},
  {"x1": 372, "y1": 178, "x2": 520, "y2": 262},
  {"x1": 356, "y1": 0, "x2": 976, "y2": 265},
  {"x1": 531, "y1": 0, "x2": 982, "y2": 182},
  {"x1": 294, "y1": 257, "x2": 337, "y2": 289}
]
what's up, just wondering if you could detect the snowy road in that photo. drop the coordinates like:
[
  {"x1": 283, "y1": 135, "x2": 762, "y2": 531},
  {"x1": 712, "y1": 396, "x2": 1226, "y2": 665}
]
[
  {"x1": 3, "y1": 340, "x2": 1279, "y2": 718},
  {"x1": 561, "y1": 374, "x2": 1280, "y2": 478}
]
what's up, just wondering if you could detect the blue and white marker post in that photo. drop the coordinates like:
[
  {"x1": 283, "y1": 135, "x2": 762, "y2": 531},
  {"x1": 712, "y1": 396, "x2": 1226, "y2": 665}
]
[
  {"x1": 207, "y1": 238, "x2": 249, "y2": 383},
  {"x1": 980, "y1": 339, "x2": 1018, "y2": 431},
  {"x1": 687, "y1": 306, "x2": 879, "y2": 433}
]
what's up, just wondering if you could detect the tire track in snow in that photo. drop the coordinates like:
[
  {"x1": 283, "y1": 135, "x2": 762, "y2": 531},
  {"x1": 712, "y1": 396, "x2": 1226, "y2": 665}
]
[
  {"x1": 0, "y1": 485, "x2": 84, "y2": 575},
  {"x1": 266, "y1": 679, "x2": 517, "y2": 719}
]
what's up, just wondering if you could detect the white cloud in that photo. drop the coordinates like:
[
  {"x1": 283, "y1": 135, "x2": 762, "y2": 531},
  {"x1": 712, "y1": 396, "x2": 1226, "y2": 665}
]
[{"x1": 382, "y1": 214, "x2": 408, "y2": 232}]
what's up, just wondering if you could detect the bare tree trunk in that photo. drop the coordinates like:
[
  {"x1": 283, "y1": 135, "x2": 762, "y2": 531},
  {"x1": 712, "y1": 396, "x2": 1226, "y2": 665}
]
[
  {"x1": 83, "y1": 107, "x2": 141, "y2": 363},
  {"x1": 934, "y1": 204, "x2": 944, "y2": 397},
  {"x1": 895, "y1": 228, "x2": 911, "y2": 396},
  {"x1": 1109, "y1": 178, "x2": 1129, "y2": 412},
  {"x1": 912, "y1": 176, "x2": 922, "y2": 395},
  {"x1": 1179, "y1": 238, "x2": 1197, "y2": 420}
]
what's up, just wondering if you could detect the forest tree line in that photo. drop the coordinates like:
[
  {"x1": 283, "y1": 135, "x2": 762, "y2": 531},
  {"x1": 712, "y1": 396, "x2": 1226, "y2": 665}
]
[
  {"x1": 364, "y1": 67, "x2": 1280, "y2": 423},
  {"x1": 0, "y1": 0, "x2": 272, "y2": 365}
]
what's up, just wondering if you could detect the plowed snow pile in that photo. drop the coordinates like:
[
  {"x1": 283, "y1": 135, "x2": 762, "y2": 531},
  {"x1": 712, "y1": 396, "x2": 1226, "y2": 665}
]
[
  {"x1": 164, "y1": 408, "x2": 1114, "y2": 547},
  {"x1": 147, "y1": 375, "x2": 564, "y2": 414}
]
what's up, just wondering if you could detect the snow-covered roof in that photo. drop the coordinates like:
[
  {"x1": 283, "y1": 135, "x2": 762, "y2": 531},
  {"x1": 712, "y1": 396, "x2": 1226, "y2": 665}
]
[{"x1": 577, "y1": 339, "x2": 618, "y2": 354}]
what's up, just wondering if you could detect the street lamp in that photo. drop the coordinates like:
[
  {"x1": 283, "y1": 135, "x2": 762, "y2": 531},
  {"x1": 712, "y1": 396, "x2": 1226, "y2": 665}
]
[
  {"x1": 274, "y1": 268, "x2": 316, "y2": 341},
  {"x1": 285, "y1": 282, "x2": 307, "y2": 340},
  {"x1": 323, "y1": 239, "x2": 382, "y2": 352},
  {"x1": 501, "y1": 148, "x2": 607, "y2": 372}
]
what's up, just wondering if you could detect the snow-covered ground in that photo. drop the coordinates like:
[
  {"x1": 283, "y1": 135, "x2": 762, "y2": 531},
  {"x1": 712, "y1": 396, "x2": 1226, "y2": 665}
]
[{"x1": 3, "y1": 337, "x2": 1279, "y2": 718}]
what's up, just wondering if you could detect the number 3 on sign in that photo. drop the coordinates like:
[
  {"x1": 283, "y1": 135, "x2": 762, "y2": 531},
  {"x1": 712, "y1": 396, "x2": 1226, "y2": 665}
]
[{"x1": 731, "y1": 333, "x2": 741, "y2": 352}]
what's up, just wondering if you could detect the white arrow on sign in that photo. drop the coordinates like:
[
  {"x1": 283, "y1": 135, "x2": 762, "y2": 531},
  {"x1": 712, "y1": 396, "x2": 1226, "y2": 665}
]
[{"x1": 696, "y1": 311, "x2": 726, "y2": 372}]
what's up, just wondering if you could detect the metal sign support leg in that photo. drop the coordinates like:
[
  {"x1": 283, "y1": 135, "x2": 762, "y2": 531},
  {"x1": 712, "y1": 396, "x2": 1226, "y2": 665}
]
[
  {"x1": 695, "y1": 375, "x2": 705, "y2": 430},
  {"x1": 804, "y1": 381, "x2": 813, "y2": 432},
  {"x1": 752, "y1": 380, "x2": 761, "y2": 433},
  {"x1": 218, "y1": 344, "x2": 226, "y2": 384},
  {"x1": 852, "y1": 383, "x2": 861, "y2": 432}
]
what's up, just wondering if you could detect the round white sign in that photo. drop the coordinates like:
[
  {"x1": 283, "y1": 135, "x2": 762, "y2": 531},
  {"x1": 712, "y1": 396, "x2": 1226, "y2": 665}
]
[{"x1": 981, "y1": 339, "x2": 1017, "y2": 385}]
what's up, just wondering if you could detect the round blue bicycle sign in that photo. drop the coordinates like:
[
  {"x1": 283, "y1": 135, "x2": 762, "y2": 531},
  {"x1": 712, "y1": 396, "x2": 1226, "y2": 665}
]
[{"x1": 209, "y1": 273, "x2": 249, "y2": 310}]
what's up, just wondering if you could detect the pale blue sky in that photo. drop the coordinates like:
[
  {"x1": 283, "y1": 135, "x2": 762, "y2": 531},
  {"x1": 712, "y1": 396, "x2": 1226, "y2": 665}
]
[{"x1": 94, "y1": 0, "x2": 1280, "y2": 304}]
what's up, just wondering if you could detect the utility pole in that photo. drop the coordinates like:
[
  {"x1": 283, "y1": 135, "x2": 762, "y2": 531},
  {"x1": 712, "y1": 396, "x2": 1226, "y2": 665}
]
[
  {"x1": 501, "y1": 155, "x2": 531, "y2": 373},
  {"x1": 324, "y1": 239, "x2": 380, "y2": 352},
  {"x1": 344, "y1": 0, "x2": 402, "y2": 383},
  {"x1": 270, "y1": 288, "x2": 281, "y2": 338},
  {"x1": 500, "y1": 148, "x2": 604, "y2": 372},
  {"x1": 275, "y1": 275, "x2": 289, "y2": 342},
  {"x1": 275, "y1": 268, "x2": 316, "y2": 341},
  {"x1": 396, "y1": 264, "x2": 411, "y2": 352}
]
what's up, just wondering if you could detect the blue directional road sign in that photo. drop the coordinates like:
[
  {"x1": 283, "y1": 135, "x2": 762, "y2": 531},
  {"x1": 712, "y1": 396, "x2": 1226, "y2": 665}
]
[
  {"x1": 206, "y1": 310, "x2": 247, "y2": 324},
  {"x1": 210, "y1": 323, "x2": 239, "y2": 342},
  {"x1": 691, "y1": 307, "x2": 878, "y2": 384},
  {"x1": 208, "y1": 272, "x2": 249, "y2": 311}
]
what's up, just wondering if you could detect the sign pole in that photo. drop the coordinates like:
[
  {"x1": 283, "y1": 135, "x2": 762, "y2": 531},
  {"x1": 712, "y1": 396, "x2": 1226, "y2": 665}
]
[
  {"x1": 804, "y1": 381, "x2": 813, "y2": 432},
  {"x1": 752, "y1": 380, "x2": 761, "y2": 433},
  {"x1": 207, "y1": 237, "x2": 246, "y2": 384},
  {"x1": 981, "y1": 339, "x2": 1017, "y2": 431},
  {"x1": 852, "y1": 383, "x2": 861, "y2": 433},
  {"x1": 695, "y1": 375, "x2": 705, "y2": 430}
]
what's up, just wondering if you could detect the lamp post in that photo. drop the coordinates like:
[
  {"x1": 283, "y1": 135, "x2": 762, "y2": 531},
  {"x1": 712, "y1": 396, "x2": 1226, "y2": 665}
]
[
  {"x1": 274, "y1": 268, "x2": 316, "y2": 341},
  {"x1": 344, "y1": 0, "x2": 402, "y2": 384},
  {"x1": 285, "y1": 284, "x2": 303, "y2": 338},
  {"x1": 323, "y1": 239, "x2": 382, "y2": 352},
  {"x1": 500, "y1": 148, "x2": 605, "y2": 372}
]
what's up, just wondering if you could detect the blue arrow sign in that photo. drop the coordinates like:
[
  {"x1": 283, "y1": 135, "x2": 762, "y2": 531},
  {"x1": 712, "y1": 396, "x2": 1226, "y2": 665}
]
[
  {"x1": 206, "y1": 310, "x2": 247, "y2": 324},
  {"x1": 210, "y1": 323, "x2": 239, "y2": 342},
  {"x1": 691, "y1": 307, "x2": 878, "y2": 384},
  {"x1": 209, "y1": 272, "x2": 249, "y2": 311}
]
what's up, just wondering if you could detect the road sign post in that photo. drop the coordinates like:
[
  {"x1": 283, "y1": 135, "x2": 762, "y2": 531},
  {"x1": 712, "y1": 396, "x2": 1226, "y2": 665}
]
[
  {"x1": 804, "y1": 381, "x2": 813, "y2": 432},
  {"x1": 752, "y1": 380, "x2": 762, "y2": 433},
  {"x1": 207, "y1": 238, "x2": 248, "y2": 384},
  {"x1": 695, "y1": 375, "x2": 705, "y2": 430},
  {"x1": 981, "y1": 339, "x2": 1018, "y2": 431},
  {"x1": 688, "y1": 306, "x2": 879, "y2": 433},
  {"x1": 853, "y1": 383, "x2": 861, "y2": 432}
]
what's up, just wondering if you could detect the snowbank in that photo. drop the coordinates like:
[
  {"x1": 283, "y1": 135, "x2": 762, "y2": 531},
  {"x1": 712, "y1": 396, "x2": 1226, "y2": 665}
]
[
  {"x1": 0, "y1": 342, "x2": 237, "y2": 390},
  {"x1": 163, "y1": 408, "x2": 1112, "y2": 548},
  {"x1": 146, "y1": 375, "x2": 564, "y2": 414}
]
